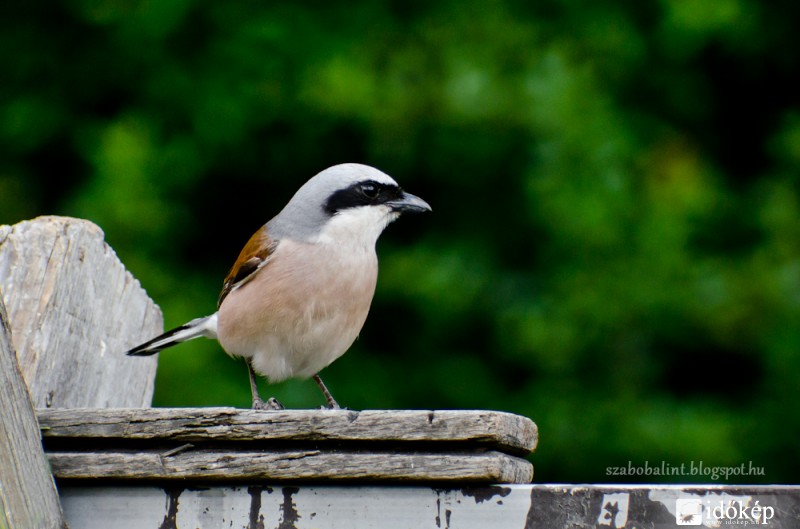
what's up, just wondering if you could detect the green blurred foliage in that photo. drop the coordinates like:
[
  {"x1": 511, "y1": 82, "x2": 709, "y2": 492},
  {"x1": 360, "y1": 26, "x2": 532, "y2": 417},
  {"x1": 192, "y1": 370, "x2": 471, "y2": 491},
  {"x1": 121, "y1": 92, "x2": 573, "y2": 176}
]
[{"x1": 2, "y1": 0, "x2": 799, "y2": 484}]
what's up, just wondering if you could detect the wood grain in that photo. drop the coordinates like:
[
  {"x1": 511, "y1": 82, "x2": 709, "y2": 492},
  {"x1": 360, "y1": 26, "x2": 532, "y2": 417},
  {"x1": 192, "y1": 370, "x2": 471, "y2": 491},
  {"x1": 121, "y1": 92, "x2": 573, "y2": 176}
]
[
  {"x1": 38, "y1": 407, "x2": 538, "y2": 455},
  {"x1": 40, "y1": 407, "x2": 537, "y2": 483},
  {"x1": 0, "y1": 293, "x2": 67, "y2": 529},
  {"x1": 0, "y1": 216, "x2": 162, "y2": 408},
  {"x1": 47, "y1": 449, "x2": 533, "y2": 483}
]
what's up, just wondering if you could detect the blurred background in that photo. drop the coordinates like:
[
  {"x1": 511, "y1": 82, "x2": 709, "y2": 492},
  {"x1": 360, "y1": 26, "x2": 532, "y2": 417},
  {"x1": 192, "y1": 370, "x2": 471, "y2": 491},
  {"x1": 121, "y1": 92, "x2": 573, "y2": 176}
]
[{"x1": 2, "y1": 1, "x2": 799, "y2": 484}]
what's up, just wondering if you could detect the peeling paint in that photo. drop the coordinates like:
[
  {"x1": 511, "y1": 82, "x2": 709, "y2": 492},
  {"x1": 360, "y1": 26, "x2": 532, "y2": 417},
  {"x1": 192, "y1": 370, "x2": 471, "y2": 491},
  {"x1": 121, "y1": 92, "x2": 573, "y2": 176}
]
[
  {"x1": 596, "y1": 493, "x2": 629, "y2": 528},
  {"x1": 158, "y1": 487, "x2": 183, "y2": 529},
  {"x1": 524, "y1": 486, "x2": 593, "y2": 529},
  {"x1": 56, "y1": 484, "x2": 800, "y2": 529},
  {"x1": 461, "y1": 486, "x2": 512, "y2": 504},
  {"x1": 247, "y1": 486, "x2": 265, "y2": 529},
  {"x1": 434, "y1": 490, "x2": 454, "y2": 528},
  {"x1": 277, "y1": 486, "x2": 301, "y2": 529}
]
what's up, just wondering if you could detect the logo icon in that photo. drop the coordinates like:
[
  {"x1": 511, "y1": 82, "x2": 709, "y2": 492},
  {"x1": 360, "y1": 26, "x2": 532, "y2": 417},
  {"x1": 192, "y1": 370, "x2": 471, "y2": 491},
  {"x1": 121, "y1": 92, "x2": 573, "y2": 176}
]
[{"x1": 676, "y1": 498, "x2": 703, "y2": 526}]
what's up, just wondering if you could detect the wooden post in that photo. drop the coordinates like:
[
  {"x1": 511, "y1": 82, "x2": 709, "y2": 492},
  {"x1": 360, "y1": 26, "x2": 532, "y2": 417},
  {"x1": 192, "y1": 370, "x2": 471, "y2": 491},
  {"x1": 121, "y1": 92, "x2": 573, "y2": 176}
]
[
  {"x1": 0, "y1": 216, "x2": 162, "y2": 408},
  {"x1": 0, "y1": 216, "x2": 164, "y2": 529},
  {"x1": 0, "y1": 293, "x2": 67, "y2": 529}
]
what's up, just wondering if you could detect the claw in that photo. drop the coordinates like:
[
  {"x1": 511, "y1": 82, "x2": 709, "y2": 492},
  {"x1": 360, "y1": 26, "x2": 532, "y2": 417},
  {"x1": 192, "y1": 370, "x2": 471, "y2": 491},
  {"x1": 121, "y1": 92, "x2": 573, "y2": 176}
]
[{"x1": 253, "y1": 397, "x2": 284, "y2": 410}]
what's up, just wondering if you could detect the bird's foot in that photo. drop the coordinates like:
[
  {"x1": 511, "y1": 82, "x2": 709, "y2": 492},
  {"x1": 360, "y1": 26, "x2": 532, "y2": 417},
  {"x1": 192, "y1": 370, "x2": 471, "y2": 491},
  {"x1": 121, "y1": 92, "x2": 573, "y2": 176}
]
[
  {"x1": 252, "y1": 397, "x2": 284, "y2": 410},
  {"x1": 323, "y1": 400, "x2": 341, "y2": 410},
  {"x1": 312, "y1": 374, "x2": 341, "y2": 410}
]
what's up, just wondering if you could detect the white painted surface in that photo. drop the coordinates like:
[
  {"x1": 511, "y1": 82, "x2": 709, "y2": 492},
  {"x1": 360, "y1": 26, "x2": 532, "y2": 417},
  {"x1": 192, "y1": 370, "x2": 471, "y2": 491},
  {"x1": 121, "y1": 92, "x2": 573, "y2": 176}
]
[
  {"x1": 59, "y1": 485, "x2": 531, "y2": 529},
  {"x1": 59, "y1": 484, "x2": 800, "y2": 529}
]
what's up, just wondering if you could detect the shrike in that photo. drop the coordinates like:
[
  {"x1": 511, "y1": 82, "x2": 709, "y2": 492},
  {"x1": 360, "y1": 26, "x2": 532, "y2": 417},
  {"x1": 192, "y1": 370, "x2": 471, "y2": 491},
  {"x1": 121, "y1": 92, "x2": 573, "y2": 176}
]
[{"x1": 127, "y1": 163, "x2": 431, "y2": 409}]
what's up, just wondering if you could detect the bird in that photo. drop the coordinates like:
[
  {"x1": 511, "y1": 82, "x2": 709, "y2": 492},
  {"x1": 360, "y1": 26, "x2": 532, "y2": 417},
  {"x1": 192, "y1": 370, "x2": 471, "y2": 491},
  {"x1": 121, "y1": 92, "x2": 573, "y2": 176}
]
[{"x1": 126, "y1": 163, "x2": 431, "y2": 410}]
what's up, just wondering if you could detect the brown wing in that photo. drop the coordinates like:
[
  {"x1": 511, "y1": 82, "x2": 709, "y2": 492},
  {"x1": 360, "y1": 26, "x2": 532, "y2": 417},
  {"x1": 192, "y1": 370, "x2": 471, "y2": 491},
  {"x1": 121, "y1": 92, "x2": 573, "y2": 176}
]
[{"x1": 218, "y1": 225, "x2": 278, "y2": 308}]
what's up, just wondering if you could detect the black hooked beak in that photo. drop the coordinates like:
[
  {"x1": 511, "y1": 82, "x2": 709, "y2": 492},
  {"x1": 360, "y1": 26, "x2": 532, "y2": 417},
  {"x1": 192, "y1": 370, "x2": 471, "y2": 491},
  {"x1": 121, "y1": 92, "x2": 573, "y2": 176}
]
[{"x1": 386, "y1": 191, "x2": 432, "y2": 214}]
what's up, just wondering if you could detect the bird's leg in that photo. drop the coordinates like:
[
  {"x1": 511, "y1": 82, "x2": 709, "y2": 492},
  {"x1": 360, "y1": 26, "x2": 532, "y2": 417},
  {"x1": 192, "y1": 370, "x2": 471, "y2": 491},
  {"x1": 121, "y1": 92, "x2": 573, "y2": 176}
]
[
  {"x1": 247, "y1": 360, "x2": 283, "y2": 410},
  {"x1": 247, "y1": 360, "x2": 261, "y2": 405},
  {"x1": 313, "y1": 374, "x2": 340, "y2": 409}
]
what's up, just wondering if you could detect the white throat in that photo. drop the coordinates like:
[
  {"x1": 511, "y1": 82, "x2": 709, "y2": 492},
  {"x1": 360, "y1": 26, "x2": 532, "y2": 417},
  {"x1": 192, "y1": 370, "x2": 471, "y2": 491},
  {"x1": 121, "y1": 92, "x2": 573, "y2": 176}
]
[{"x1": 313, "y1": 205, "x2": 399, "y2": 250}]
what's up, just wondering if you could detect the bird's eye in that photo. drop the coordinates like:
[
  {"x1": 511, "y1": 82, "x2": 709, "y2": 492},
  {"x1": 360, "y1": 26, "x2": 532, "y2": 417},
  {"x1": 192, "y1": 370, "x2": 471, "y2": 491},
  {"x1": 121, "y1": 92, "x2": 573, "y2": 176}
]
[{"x1": 360, "y1": 183, "x2": 379, "y2": 199}]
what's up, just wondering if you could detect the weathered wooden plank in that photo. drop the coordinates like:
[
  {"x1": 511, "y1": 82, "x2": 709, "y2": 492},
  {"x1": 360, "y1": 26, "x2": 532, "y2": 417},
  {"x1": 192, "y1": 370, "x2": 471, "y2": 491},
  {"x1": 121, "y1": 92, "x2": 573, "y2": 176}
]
[
  {"x1": 0, "y1": 292, "x2": 67, "y2": 529},
  {"x1": 57, "y1": 484, "x2": 800, "y2": 529},
  {"x1": 47, "y1": 449, "x2": 532, "y2": 483},
  {"x1": 37, "y1": 407, "x2": 538, "y2": 454},
  {"x1": 0, "y1": 216, "x2": 162, "y2": 408}
]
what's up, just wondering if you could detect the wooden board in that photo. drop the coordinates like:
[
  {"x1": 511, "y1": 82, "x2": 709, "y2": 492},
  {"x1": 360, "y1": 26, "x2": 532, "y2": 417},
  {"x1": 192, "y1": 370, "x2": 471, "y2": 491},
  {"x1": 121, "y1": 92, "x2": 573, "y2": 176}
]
[
  {"x1": 0, "y1": 293, "x2": 66, "y2": 529},
  {"x1": 0, "y1": 216, "x2": 161, "y2": 408},
  {"x1": 58, "y1": 484, "x2": 800, "y2": 529},
  {"x1": 39, "y1": 407, "x2": 537, "y2": 484},
  {"x1": 48, "y1": 449, "x2": 532, "y2": 483},
  {"x1": 38, "y1": 407, "x2": 538, "y2": 455}
]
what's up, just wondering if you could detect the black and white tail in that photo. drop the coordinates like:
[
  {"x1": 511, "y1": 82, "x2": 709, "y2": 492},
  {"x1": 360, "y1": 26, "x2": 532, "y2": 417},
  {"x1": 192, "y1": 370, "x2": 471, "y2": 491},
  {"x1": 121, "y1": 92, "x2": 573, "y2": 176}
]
[{"x1": 126, "y1": 314, "x2": 219, "y2": 356}]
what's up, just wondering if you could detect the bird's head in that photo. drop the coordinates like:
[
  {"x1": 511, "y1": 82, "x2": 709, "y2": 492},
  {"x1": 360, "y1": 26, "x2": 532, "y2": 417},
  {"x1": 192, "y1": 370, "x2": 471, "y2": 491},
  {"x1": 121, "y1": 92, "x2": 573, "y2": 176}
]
[{"x1": 268, "y1": 163, "x2": 431, "y2": 245}]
